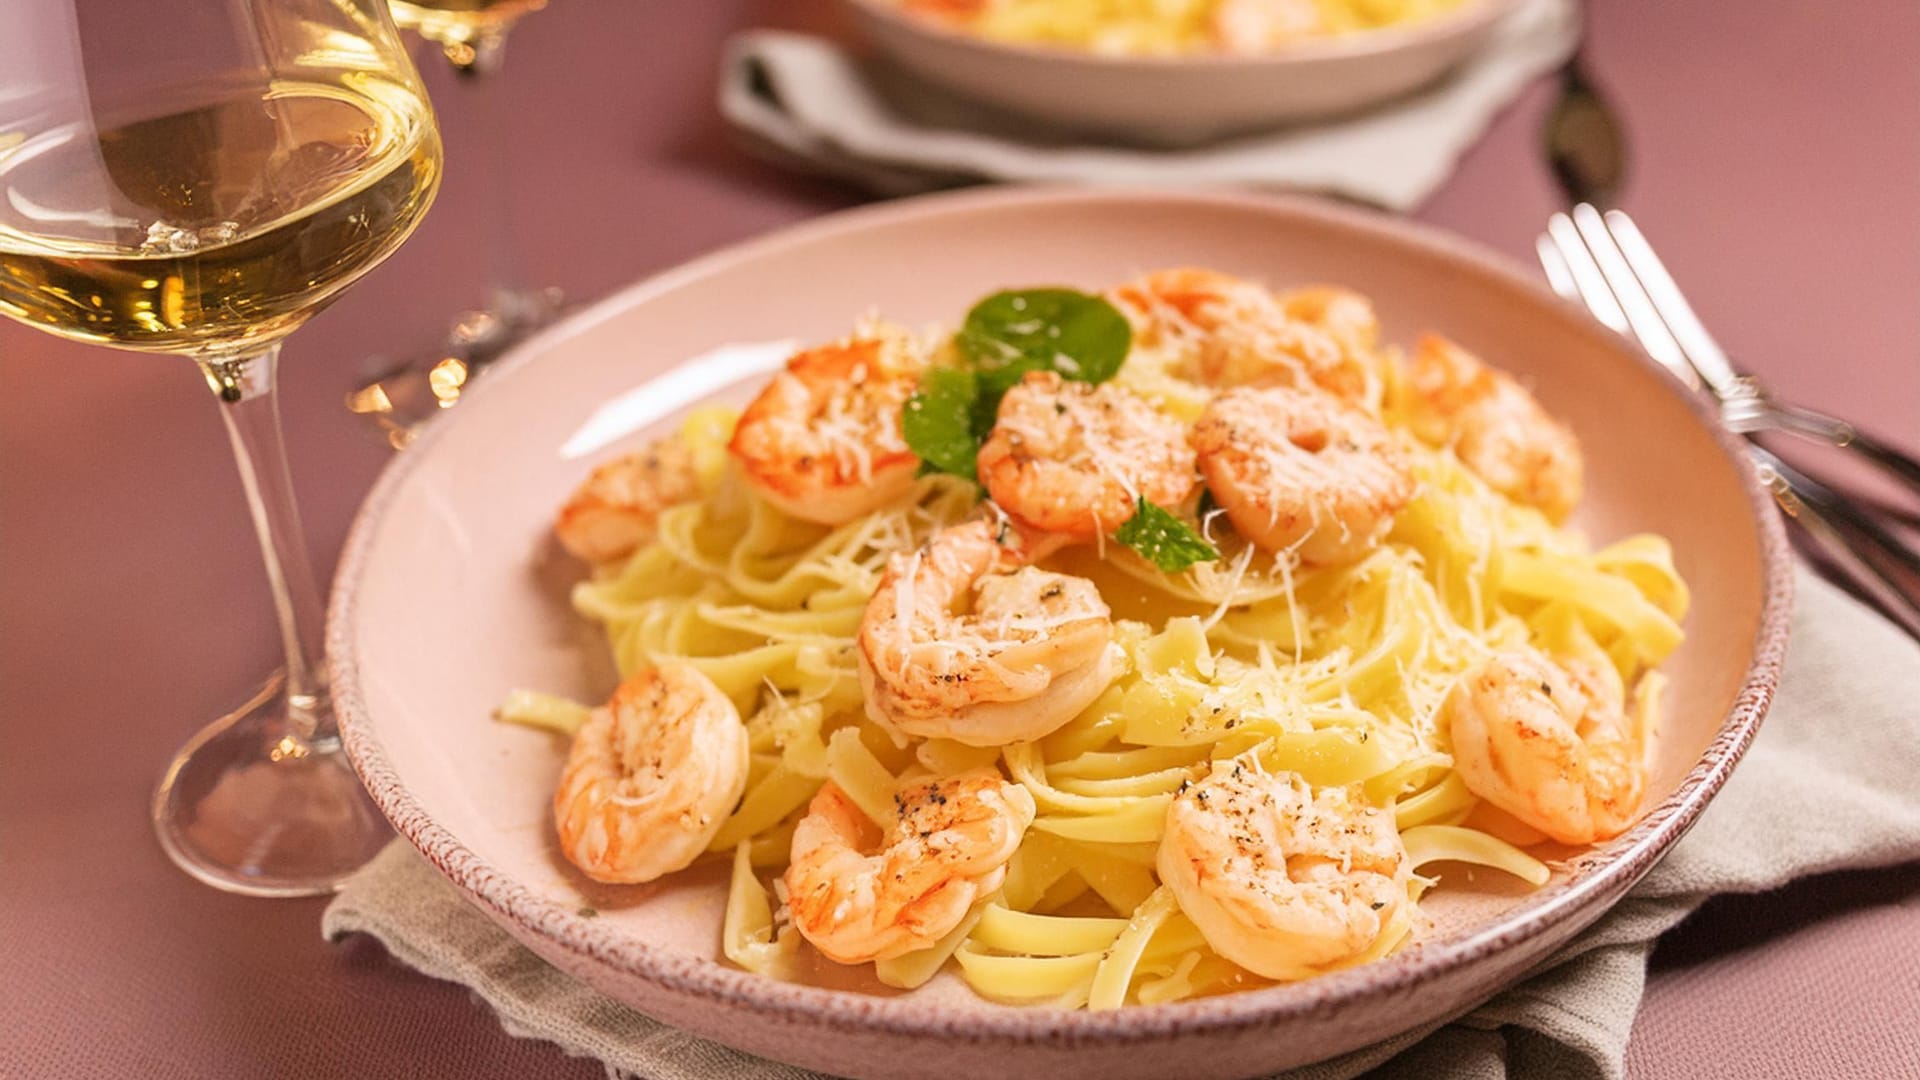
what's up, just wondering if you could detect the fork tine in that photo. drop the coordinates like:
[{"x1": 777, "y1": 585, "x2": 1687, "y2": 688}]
[
  {"x1": 1567, "y1": 205, "x2": 1698, "y2": 391},
  {"x1": 1534, "y1": 234, "x2": 1581, "y2": 301},
  {"x1": 1544, "y1": 212, "x2": 1631, "y2": 334},
  {"x1": 1600, "y1": 210, "x2": 1741, "y2": 397}
]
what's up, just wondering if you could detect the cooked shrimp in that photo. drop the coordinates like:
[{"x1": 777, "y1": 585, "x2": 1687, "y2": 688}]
[
  {"x1": 1279, "y1": 285, "x2": 1380, "y2": 357},
  {"x1": 786, "y1": 771, "x2": 1037, "y2": 964},
  {"x1": 1404, "y1": 335, "x2": 1584, "y2": 521},
  {"x1": 1210, "y1": 0, "x2": 1325, "y2": 53},
  {"x1": 554, "y1": 435, "x2": 701, "y2": 564},
  {"x1": 977, "y1": 370, "x2": 1196, "y2": 540},
  {"x1": 1109, "y1": 268, "x2": 1375, "y2": 404},
  {"x1": 1191, "y1": 386, "x2": 1414, "y2": 564},
  {"x1": 553, "y1": 664, "x2": 749, "y2": 884},
  {"x1": 857, "y1": 519, "x2": 1122, "y2": 746},
  {"x1": 1158, "y1": 756, "x2": 1412, "y2": 980},
  {"x1": 1443, "y1": 648, "x2": 1646, "y2": 846},
  {"x1": 728, "y1": 335, "x2": 923, "y2": 526}
]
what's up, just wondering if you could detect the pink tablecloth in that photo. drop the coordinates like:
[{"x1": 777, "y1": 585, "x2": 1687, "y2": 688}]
[{"x1": 3, "y1": 1, "x2": 1916, "y2": 1076}]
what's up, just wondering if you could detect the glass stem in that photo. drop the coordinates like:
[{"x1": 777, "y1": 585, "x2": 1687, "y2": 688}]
[
  {"x1": 447, "y1": 33, "x2": 532, "y2": 313},
  {"x1": 198, "y1": 348, "x2": 331, "y2": 745}
]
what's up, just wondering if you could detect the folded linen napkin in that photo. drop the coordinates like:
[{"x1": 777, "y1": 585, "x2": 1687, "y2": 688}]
[
  {"x1": 717, "y1": 0, "x2": 1578, "y2": 210},
  {"x1": 325, "y1": 567, "x2": 1920, "y2": 1079}
]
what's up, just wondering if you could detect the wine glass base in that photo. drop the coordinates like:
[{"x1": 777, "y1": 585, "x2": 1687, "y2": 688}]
[
  {"x1": 347, "y1": 286, "x2": 563, "y2": 445},
  {"x1": 152, "y1": 673, "x2": 392, "y2": 897}
]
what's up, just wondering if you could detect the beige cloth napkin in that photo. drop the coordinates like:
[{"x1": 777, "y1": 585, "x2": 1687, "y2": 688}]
[
  {"x1": 716, "y1": 0, "x2": 1577, "y2": 209},
  {"x1": 324, "y1": 567, "x2": 1920, "y2": 1079}
]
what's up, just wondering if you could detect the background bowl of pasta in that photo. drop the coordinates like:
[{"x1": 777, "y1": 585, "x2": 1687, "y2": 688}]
[
  {"x1": 841, "y1": 0, "x2": 1519, "y2": 144},
  {"x1": 330, "y1": 187, "x2": 1790, "y2": 1079}
]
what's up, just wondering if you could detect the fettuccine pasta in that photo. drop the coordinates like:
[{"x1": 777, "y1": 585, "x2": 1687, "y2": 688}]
[{"x1": 509, "y1": 269, "x2": 1686, "y2": 1009}]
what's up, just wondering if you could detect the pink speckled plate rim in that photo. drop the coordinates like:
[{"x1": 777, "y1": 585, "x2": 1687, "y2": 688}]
[
  {"x1": 327, "y1": 186, "x2": 1792, "y2": 1048},
  {"x1": 840, "y1": 0, "x2": 1519, "y2": 69}
]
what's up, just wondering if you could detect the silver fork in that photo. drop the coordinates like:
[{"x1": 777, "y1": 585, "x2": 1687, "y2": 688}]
[{"x1": 1540, "y1": 205, "x2": 1920, "y2": 637}]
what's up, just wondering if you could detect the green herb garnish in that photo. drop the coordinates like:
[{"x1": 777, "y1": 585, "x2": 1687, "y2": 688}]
[
  {"x1": 1115, "y1": 498, "x2": 1220, "y2": 573},
  {"x1": 958, "y1": 288, "x2": 1131, "y2": 397},
  {"x1": 902, "y1": 366, "x2": 983, "y2": 479},
  {"x1": 903, "y1": 287, "x2": 1133, "y2": 482}
]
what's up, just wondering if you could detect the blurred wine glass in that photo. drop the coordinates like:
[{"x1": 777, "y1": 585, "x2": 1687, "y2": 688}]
[
  {"x1": 348, "y1": 0, "x2": 557, "y2": 443},
  {"x1": 0, "y1": 0, "x2": 443, "y2": 894}
]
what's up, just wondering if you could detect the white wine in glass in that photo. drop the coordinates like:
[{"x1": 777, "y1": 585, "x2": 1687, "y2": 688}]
[
  {"x1": 0, "y1": 0, "x2": 443, "y2": 895},
  {"x1": 1, "y1": 83, "x2": 438, "y2": 357}
]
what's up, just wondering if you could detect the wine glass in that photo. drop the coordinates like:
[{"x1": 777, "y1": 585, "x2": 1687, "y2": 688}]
[
  {"x1": 0, "y1": 0, "x2": 443, "y2": 895},
  {"x1": 346, "y1": 0, "x2": 555, "y2": 440}
]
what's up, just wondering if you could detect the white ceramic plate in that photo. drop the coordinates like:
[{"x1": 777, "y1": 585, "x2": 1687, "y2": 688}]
[
  {"x1": 842, "y1": 0, "x2": 1518, "y2": 145},
  {"x1": 331, "y1": 188, "x2": 1790, "y2": 1080}
]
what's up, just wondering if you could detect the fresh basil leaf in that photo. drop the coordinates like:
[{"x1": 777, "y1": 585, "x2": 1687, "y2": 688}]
[
  {"x1": 902, "y1": 366, "x2": 983, "y2": 479},
  {"x1": 957, "y1": 288, "x2": 1131, "y2": 394},
  {"x1": 967, "y1": 381, "x2": 1003, "y2": 442},
  {"x1": 1115, "y1": 497, "x2": 1220, "y2": 573}
]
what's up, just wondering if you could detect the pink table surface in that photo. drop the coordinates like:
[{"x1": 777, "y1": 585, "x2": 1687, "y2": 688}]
[{"x1": 4, "y1": 1, "x2": 1917, "y2": 1076}]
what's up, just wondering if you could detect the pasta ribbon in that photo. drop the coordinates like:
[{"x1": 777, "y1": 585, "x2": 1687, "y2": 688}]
[
  {"x1": 1087, "y1": 886, "x2": 1179, "y2": 1009},
  {"x1": 1401, "y1": 825, "x2": 1552, "y2": 887},
  {"x1": 493, "y1": 689, "x2": 591, "y2": 737},
  {"x1": 706, "y1": 763, "x2": 819, "y2": 854},
  {"x1": 972, "y1": 905, "x2": 1127, "y2": 956},
  {"x1": 954, "y1": 946, "x2": 1102, "y2": 1005},
  {"x1": 826, "y1": 727, "x2": 898, "y2": 827},
  {"x1": 722, "y1": 842, "x2": 798, "y2": 978}
]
